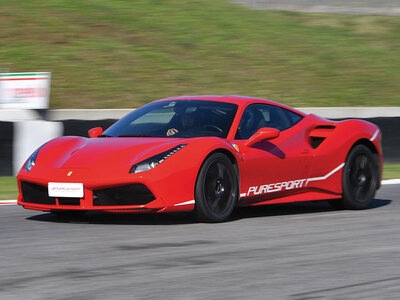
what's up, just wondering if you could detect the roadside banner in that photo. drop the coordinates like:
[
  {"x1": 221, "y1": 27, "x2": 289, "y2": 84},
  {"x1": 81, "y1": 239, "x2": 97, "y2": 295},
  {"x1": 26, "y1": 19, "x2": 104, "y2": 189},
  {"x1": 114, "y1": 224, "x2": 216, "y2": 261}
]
[{"x1": 0, "y1": 72, "x2": 51, "y2": 109}]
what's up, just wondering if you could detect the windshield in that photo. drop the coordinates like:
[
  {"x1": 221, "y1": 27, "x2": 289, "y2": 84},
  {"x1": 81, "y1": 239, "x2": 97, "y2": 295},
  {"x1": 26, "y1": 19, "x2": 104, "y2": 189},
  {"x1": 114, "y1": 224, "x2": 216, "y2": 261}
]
[{"x1": 103, "y1": 100, "x2": 238, "y2": 138}]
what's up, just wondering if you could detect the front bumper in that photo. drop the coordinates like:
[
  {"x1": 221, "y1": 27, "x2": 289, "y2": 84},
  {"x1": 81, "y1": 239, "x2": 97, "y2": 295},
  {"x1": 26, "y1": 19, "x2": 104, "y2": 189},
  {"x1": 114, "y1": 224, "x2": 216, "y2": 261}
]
[
  {"x1": 18, "y1": 180, "x2": 166, "y2": 213},
  {"x1": 17, "y1": 148, "x2": 202, "y2": 212},
  {"x1": 17, "y1": 165, "x2": 197, "y2": 213}
]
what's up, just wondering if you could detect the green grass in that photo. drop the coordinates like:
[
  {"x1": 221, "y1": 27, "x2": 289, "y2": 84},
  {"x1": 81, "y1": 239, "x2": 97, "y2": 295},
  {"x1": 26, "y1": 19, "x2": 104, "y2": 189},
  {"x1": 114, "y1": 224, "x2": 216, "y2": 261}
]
[
  {"x1": 1, "y1": 164, "x2": 399, "y2": 200},
  {"x1": 0, "y1": 177, "x2": 18, "y2": 200},
  {"x1": 382, "y1": 164, "x2": 400, "y2": 180},
  {"x1": 0, "y1": 0, "x2": 399, "y2": 108}
]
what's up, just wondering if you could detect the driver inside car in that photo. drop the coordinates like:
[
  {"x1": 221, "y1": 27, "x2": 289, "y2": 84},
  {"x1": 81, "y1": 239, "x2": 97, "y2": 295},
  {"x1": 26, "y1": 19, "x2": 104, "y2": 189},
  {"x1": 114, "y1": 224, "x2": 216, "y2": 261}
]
[{"x1": 167, "y1": 107, "x2": 198, "y2": 136}]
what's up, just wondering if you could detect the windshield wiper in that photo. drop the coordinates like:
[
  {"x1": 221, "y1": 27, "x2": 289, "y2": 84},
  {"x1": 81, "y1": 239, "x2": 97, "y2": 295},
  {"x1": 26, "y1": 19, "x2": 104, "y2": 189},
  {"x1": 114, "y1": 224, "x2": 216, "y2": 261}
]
[{"x1": 98, "y1": 134, "x2": 113, "y2": 137}]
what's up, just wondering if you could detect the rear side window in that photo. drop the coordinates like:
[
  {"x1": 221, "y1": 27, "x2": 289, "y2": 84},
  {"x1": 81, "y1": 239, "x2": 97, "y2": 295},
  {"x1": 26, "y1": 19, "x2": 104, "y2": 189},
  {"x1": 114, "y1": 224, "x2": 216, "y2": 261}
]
[{"x1": 285, "y1": 109, "x2": 303, "y2": 126}]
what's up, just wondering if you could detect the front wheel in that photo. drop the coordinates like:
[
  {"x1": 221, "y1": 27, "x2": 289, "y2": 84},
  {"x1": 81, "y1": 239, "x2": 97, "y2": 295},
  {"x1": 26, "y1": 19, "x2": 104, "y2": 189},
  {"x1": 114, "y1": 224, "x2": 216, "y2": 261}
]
[
  {"x1": 195, "y1": 153, "x2": 238, "y2": 222},
  {"x1": 341, "y1": 144, "x2": 379, "y2": 209}
]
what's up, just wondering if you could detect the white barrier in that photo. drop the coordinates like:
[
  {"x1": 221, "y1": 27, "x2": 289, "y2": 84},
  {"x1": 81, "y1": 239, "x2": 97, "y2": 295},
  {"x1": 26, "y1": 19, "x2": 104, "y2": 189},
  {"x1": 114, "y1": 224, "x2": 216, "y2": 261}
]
[
  {"x1": 2, "y1": 107, "x2": 400, "y2": 122},
  {"x1": 13, "y1": 121, "x2": 63, "y2": 175}
]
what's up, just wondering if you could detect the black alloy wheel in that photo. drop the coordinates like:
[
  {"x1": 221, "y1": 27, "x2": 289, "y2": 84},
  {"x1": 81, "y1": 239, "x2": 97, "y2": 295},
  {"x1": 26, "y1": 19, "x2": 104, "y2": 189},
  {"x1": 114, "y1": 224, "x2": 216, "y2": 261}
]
[
  {"x1": 195, "y1": 153, "x2": 238, "y2": 222},
  {"x1": 341, "y1": 144, "x2": 379, "y2": 209}
]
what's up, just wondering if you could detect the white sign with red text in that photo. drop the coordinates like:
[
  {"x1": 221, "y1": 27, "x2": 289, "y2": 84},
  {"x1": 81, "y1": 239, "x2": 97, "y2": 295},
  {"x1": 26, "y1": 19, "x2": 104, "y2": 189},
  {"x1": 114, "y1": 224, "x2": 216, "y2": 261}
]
[
  {"x1": 48, "y1": 182, "x2": 84, "y2": 198},
  {"x1": 0, "y1": 72, "x2": 51, "y2": 109}
]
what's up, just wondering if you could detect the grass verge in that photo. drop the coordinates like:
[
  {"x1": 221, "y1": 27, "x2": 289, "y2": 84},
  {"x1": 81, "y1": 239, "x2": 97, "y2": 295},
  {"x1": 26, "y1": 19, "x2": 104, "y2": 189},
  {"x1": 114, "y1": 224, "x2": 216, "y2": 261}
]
[
  {"x1": 0, "y1": 177, "x2": 17, "y2": 200},
  {"x1": 1, "y1": 164, "x2": 399, "y2": 200},
  {"x1": 382, "y1": 164, "x2": 400, "y2": 181},
  {"x1": 0, "y1": 0, "x2": 399, "y2": 108}
]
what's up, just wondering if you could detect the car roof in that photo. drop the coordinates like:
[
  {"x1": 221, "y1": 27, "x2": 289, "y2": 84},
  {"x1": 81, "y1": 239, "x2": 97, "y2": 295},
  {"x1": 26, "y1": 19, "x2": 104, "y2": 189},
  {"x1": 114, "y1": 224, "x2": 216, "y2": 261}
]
[{"x1": 157, "y1": 95, "x2": 306, "y2": 116}]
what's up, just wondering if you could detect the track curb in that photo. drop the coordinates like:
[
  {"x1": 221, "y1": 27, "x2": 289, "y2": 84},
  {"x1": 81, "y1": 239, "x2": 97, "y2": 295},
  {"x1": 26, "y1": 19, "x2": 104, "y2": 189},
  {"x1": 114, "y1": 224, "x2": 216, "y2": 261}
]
[{"x1": 381, "y1": 179, "x2": 400, "y2": 185}]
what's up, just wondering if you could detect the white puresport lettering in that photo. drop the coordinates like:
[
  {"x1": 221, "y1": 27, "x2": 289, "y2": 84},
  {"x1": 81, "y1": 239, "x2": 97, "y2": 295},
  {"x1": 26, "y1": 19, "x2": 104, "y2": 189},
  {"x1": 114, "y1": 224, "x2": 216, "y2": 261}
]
[{"x1": 247, "y1": 179, "x2": 306, "y2": 196}]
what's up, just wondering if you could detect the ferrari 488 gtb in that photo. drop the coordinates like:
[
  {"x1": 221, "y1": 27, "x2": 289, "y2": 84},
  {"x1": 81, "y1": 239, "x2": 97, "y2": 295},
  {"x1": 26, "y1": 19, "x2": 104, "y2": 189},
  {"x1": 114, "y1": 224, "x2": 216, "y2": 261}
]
[{"x1": 17, "y1": 96, "x2": 382, "y2": 222}]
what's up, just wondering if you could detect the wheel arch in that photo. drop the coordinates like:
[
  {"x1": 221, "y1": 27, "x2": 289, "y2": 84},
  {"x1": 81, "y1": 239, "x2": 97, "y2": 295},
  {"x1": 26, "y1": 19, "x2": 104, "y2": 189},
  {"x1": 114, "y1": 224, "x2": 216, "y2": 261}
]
[{"x1": 349, "y1": 138, "x2": 378, "y2": 155}]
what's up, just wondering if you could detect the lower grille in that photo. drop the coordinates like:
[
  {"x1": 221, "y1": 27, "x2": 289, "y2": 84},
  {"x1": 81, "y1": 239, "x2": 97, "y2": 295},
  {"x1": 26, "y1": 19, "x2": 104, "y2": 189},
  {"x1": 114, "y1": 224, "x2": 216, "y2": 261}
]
[
  {"x1": 93, "y1": 184, "x2": 155, "y2": 206},
  {"x1": 58, "y1": 198, "x2": 80, "y2": 206},
  {"x1": 21, "y1": 181, "x2": 56, "y2": 205}
]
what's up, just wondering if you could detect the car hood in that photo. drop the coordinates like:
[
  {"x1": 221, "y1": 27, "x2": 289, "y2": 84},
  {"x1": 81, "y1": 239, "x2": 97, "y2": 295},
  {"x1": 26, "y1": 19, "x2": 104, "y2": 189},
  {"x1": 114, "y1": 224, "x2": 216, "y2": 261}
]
[{"x1": 36, "y1": 136, "x2": 184, "y2": 170}]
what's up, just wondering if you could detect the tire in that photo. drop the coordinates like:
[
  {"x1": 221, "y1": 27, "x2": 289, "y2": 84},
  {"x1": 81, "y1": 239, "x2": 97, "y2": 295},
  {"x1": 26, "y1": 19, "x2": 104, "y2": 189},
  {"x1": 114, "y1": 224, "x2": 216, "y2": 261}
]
[
  {"x1": 195, "y1": 153, "x2": 239, "y2": 222},
  {"x1": 341, "y1": 144, "x2": 379, "y2": 209}
]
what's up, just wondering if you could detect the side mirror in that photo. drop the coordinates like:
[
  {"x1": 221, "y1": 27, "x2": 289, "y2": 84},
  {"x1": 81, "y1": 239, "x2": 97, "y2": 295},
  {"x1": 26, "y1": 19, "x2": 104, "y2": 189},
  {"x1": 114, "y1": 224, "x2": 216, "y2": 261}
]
[
  {"x1": 88, "y1": 127, "x2": 103, "y2": 138},
  {"x1": 245, "y1": 127, "x2": 280, "y2": 147}
]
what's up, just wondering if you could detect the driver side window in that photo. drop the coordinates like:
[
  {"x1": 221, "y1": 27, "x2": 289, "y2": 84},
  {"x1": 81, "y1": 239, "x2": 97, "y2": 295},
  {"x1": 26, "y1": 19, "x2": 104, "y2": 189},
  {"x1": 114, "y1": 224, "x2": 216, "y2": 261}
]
[{"x1": 235, "y1": 104, "x2": 296, "y2": 139}]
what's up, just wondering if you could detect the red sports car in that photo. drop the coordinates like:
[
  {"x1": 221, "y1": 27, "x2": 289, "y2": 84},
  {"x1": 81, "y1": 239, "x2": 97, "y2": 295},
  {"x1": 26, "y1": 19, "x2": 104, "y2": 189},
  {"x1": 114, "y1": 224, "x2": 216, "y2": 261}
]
[{"x1": 17, "y1": 96, "x2": 382, "y2": 222}]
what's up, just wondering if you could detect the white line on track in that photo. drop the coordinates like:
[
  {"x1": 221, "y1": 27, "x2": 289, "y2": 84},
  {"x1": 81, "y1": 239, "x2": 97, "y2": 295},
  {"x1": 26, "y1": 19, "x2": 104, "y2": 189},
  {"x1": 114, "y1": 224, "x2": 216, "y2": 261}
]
[
  {"x1": 381, "y1": 179, "x2": 400, "y2": 185},
  {"x1": 0, "y1": 200, "x2": 17, "y2": 205}
]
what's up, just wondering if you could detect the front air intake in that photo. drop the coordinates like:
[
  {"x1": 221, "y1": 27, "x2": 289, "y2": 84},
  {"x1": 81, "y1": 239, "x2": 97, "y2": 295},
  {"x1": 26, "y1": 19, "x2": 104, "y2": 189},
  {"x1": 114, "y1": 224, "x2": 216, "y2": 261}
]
[
  {"x1": 58, "y1": 198, "x2": 81, "y2": 206},
  {"x1": 21, "y1": 181, "x2": 56, "y2": 205},
  {"x1": 93, "y1": 184, "x2": 155, "y2": 206}
]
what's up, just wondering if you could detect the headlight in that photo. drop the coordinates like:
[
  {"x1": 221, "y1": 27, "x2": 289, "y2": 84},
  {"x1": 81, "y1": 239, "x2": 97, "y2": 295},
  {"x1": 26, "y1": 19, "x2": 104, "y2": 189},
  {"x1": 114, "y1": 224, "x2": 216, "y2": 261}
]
[
  {"x1": 130, "y1": 144, "x2": 187, "y2": 173},
  {"x1": 24, "y1": 144, "x2": 45, "y2": 172}
]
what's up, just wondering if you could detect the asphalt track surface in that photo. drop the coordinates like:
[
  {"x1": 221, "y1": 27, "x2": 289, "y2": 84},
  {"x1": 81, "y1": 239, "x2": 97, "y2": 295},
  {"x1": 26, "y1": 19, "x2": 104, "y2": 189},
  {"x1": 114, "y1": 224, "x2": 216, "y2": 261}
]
[{"x1": 1, "y1": 185, "x2": 399, "y2": 299}]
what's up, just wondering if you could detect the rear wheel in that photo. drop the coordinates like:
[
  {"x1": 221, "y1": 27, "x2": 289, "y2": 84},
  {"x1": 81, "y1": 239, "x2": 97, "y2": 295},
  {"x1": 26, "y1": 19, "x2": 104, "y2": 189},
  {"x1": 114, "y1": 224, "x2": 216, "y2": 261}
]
[
  {"x1": 340, "y1": 144, "x2": 379, "y2": 209},
  {"x1": 195, "y1": 153, "x2": 238, "y2": 222}
]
